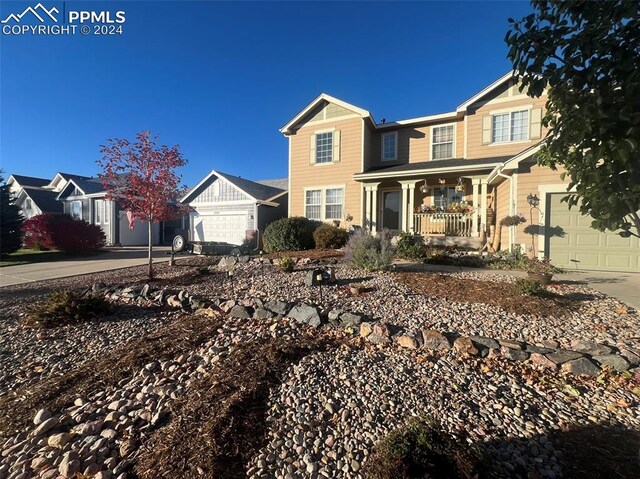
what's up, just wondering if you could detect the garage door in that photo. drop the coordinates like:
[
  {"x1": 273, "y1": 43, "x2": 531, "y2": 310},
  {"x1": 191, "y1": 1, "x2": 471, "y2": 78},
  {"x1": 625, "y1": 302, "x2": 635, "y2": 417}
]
[
  {"x1": 191, "y1": 212, "x2": 247, "y2": 245},
  {"x1": 547, "y1": 193, "x2": 639, "y2": 272}
]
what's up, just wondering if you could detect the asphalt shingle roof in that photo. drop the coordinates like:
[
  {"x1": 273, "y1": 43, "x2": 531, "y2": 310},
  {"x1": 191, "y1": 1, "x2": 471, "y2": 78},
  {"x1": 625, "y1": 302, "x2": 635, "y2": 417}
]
[
  {"x1": 22, "y1": 187, "x2": 63, "y2": 213},
  {"x1": 10, "y1": 175, "x2": 50, "y2": 188}
]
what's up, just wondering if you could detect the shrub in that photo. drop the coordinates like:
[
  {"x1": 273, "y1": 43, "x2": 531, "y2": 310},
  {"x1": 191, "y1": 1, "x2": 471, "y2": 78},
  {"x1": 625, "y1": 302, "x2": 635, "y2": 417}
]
[
  {"x1": 263, "y1": 217, "x2": 316, "y2": 253},
  {"x1": 0, "y1": 173, "x2": 24, "y2": 256},
  {"x1": 27, "y1": 290, "x2": 112, "y2": 328},
  {"x1": 396, "y1": 232, "x2": 427, "y2": 261},
  {"x1": 344, "y1": 229, "x2": 394, "y2": 271},
  {"x1": 23, "y1": 213, "x2": 105, "y2": 253},
  {"x1": 513, "y1": 278, "x2": 548, "y2": 297},
  {"x1": 313, "y1": 223, "x2": 349, "y2": 249},
  {"x1": 486, "y1": 250, "x2": 529, "y2": 270},
  {"x1": 364, "y1": 417, "x2": 486, "y2": 479},
  {"x1": 277, "y1": 256, "x2": 295, "y2": 272},
  {"x1": 424, "y1": 254, "x2": 485, "y2": 268}
]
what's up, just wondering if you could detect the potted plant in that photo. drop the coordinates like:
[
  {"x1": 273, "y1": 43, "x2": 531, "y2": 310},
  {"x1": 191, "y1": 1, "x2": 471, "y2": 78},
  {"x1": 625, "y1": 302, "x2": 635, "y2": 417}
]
[{"x1": 524, "y1": 257, "x2": 563, "y2": 285}]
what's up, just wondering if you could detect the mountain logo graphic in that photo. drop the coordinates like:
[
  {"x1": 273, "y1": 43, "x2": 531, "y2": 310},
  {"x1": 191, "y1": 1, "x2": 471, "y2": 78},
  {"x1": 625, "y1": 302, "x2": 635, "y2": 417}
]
[{"x1": 1, "y1": 3, "x2": 59, "y2": 24}]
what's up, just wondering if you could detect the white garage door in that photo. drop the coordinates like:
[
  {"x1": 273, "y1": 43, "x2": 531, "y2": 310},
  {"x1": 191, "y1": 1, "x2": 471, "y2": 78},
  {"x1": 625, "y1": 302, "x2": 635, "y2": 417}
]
[
  {"x1": 547, "y1": 193, "x2": 640, "y2": 272},
  {"x1": 191, "y1": 212, "x2": 247, "y2": 245}
]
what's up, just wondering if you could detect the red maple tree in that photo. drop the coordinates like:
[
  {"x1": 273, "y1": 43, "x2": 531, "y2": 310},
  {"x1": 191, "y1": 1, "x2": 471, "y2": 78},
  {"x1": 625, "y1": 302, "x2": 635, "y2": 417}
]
[{"x1": 98, "y1": 131, "x2": 187, "y2": 278}]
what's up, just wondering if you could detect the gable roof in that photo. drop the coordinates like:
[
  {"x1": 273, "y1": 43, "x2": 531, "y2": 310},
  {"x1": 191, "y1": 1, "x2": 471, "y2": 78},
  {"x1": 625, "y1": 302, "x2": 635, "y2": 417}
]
[
  {"x1": 456, "y1": 71, "x2": 514, "y2": 112},
  {"x1": 57, "y1": 178, "x2": 105, "y2": 199},
  {"x1": 486, "y1": 142, "x2": 546, "y2": 184},
  {"x1": 255, "y1": 178, "x2": 288, "y2": 191},
  {"x1": 8, "y1": 174, "x2": 50, "y2": 188},
  {"x1": 280, "y1": 93, "x2": 371, "y2": 135},
  {"x1": 19, "y1": 187, "x2": 63, "y2": 213},
  {"x1": 181, "y1": 170, "x2": 287, "y2": 204}
]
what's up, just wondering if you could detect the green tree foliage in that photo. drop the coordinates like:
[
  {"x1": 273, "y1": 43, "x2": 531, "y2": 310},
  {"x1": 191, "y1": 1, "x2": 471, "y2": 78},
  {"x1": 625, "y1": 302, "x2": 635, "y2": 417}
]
[
  {"x1": 506, "y1": 0, "x2": 640, "y2": 237},
  {"x1": 0, "y1": 173, "x2": 24, "y2": 256}
]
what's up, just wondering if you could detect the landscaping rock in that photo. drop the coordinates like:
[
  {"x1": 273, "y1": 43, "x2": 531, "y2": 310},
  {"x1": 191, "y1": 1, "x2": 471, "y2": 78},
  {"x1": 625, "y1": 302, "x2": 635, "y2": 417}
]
[
  {"x1": 359, "y1": 323, "x2": 373, "y2": 337},
  {"x1": 218, "y1": 256, "x2": 237, "y2": 269},
  {"x1": 501, "y1": 347, "x2": 530, "y2": 361},
  {"x1": 229, "y1": 305, "x2": 252, "y2": 319},
  {"x1": 395, "y1": 334, "x2": 418, "y2": 349},
  {"x1": 47, "y1": 433, "x2": 72, "y2": 448},
  {"x1": 367, "y1": 333, "x2": 390, "y2": 345},
  {"x1": 253, "y1": 307, "x2": 274, "y2": 320},
  {"x1": 498, "y1": 339, "x2": 526, "y2": 350},
  {"x1": 570, "y1": 339, "x2": 615, "y2": 356},
  {"x1": 339, "y1": 312, "x2": 364, "y2": 327},
  {"x1": 545, "y1": 350, "x2": 584, "y2": 366},
  {"x1": 530, "y1": 353, "x2": 559, "y2": 370},
  {"x1": 32, "y1": 416, "x2": 59, "y2": 436},
  {"x1": 470, "y1": 335, "x2": 500, "y2": 350},
  {"x1": 287, "y1": 304, "x2": 322, "y2": 328},
  {"x1": 373, "y1": 322, "x2": 391, "y2": 338},
  {"x1": 420, "y1": 329, "x2": 451, "y2": 350},
  {"x1": 264, "y1": 300, "x2": 291, "y2": 315},
  {"x1": 454, "y1": 336, "x2": 482, "y2": 356},
  {"x1": 593, "y1": 354, "x2": 630, "y2": 372},
  {"x1": 561, "y1": 357, "x2": 600, "y2": 376},
  {"x1": 33, "y1": 408, "x2": 51, "y2": 425}
]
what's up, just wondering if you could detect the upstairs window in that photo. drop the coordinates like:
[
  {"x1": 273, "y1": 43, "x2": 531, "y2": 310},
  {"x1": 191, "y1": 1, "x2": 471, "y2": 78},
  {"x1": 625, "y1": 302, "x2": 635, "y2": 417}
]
[
  {"x1": 432, "y1": 124, "x2": 455, "y2": 160},
  {"x1": 71, "y1": 201, "x2": 82, "y2": 220},
  {"x1": 381, "y1": 132, "x2": 397, "y2": 161},
  {"x1": 315, "y1": 132, "x2": 333, "y2": 163},
  {"x1": 492, "y1": 110, "x2": 529, "y2": 143}
]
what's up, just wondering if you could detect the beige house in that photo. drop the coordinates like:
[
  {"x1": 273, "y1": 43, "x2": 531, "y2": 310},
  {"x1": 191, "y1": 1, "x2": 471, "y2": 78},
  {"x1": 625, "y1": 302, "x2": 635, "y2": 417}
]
[{"x1": 281, "y1": 72, "x2": 639, "y2": 272}]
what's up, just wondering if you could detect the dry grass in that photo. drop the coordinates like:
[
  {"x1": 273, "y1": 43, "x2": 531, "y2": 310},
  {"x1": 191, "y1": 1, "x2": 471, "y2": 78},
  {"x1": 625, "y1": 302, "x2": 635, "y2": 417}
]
[
  {"x1": 134, "y1": 332, "x2": 342, "y2": 478},
  {"x1": 0, "y1": 314, "x2": 223, "y2": 440},
  {"x1": 393, "y1": 272, "x2": 576, "y2": 318}
]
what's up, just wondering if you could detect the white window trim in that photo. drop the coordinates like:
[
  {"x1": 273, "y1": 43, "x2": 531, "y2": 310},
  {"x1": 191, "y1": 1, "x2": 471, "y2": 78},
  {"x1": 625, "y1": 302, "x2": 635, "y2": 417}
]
[
  {"x1": 313, "y1": 128, "x2": 336, "y2": 165},
  {"x1": 491, "y1": 108, "x2": 530, "y2": 144},
  {"x1": 430, "y1": 123, "x2": 456, "y2": 161},
  {"x1": 303, "y1": 185, "x2": 346, "y2": 221},
  {"x1": 381, "y1": 131, "x2": 398, "y2": 162}
]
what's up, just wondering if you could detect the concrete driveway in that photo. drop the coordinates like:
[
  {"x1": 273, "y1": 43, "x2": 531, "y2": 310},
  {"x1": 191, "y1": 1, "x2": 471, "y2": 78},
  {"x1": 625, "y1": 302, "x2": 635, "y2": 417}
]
[{"x1": 0, "y1": 247, "x2": 172, "y2": 287}]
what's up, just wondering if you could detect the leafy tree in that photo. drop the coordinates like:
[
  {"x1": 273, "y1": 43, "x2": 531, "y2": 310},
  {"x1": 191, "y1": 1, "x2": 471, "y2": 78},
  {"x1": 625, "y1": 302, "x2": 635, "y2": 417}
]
[
  {"x1": 98, "y1": 131, "x2": 186, "y2": 278},
  {"x1": 506, "y1": 0, "x2": 640, "y2": 238},
  {"x1": 0, "y1": 172, "x2": 24, "y2": 256}
]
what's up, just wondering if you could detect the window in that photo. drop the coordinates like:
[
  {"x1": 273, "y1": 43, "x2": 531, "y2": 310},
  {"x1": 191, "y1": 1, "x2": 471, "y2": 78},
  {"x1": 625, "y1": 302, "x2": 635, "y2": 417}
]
[
  {"x1": 96, "y1": 200, "x2": 102, "y2": 223},
  {"x1": 305, "y1": 189, "x2": 322, "y2": 220},
  {"x1": 304, "y1": 187, "x2": 344, "y2": 221},
  {"x1": 492, "y1": 110, "x2": 529, "y2": 143},
  {"x1": 24, "y1": 199, "x2": 33, "y2": 218},
  {"x1": 432, "y1": 125, "x2": 455, "y2": 160},
  {"x1": 71, "y1": 201, "x2": 82, "y2": 220},
  {"x1": 433, "y1": 187, "x2": 463, "y2": 210},
  {"x1": 325, "y1": 188, "x2": 343, "y2": 219},
  {"x1": 382, "y1": 132, "x2": 397, "y2": 161},
  {"x1": 315, "y1": 132, "x2": 333, "y2": 163}
]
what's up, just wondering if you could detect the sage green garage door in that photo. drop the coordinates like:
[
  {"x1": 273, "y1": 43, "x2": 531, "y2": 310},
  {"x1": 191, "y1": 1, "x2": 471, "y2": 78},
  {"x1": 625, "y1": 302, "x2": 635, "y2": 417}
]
[{"x1": 547, "y1": 193, "x2": 640, "y2": 272}]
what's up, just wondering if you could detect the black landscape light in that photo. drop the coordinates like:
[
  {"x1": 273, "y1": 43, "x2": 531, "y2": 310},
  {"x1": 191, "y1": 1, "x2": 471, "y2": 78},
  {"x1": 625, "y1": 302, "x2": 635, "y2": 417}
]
[
  {"x1": 228, "y1": 268, "x2": 235, "y2": 296},
  {"x1": 316, "y1": 271, "x2": 323, "y2": 303}
]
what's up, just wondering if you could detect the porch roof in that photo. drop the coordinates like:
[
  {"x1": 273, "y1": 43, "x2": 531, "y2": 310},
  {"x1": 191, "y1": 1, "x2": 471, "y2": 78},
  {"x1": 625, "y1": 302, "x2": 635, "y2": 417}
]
[{"x1": 353, "y1": 156, "x2": 512, "y2": 181}]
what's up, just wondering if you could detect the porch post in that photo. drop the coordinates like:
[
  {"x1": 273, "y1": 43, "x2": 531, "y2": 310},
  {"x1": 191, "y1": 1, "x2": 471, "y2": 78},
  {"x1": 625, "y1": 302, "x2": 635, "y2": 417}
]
[
  {"x1": 398, "y1": 180, "x2": 419, "y2": 233},
  {"x1": 408, "y1": 187, "x2": 415, "y2": 233},
  {"x1": 400, "y1": 184, "x2": 409, "y2": 232},
  {"x1": 480, "y1": 179, "x2": 488, "y2": 237},
  {"x1": 371, "y1": 185, "x2": 379, "y2": 234},
  {"x1": 364, "y1": 187, "x2": 372, "y2": 230},
  {"x1": 471, "y1": 179, "x2": 480, "y2": 237}
]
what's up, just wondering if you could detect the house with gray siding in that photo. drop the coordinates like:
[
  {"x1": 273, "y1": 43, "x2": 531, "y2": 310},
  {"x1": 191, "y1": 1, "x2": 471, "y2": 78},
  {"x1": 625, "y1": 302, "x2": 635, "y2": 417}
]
[{"x1": 180, "y1": 170, "x2": 288, "y2": 248}]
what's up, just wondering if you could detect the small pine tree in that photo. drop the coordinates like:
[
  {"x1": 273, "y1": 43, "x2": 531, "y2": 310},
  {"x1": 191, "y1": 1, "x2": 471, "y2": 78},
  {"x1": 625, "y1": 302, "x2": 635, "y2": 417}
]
[{"x1": 0, "y1": 172, "x2": 24, "y2": 256}]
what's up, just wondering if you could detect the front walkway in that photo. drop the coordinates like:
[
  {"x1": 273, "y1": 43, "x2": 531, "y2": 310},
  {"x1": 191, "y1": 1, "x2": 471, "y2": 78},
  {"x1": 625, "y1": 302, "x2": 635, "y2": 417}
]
[
  {"x1": 0, "y1": 246, "x2": 172, "y2": 287},
  {"x1": 394, "y1": 260, "x2": 640, "y2": 311}
]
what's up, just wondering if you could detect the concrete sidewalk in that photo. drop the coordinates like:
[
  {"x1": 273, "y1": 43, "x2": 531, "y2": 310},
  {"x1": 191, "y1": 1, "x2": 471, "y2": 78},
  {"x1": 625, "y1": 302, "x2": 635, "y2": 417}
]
[
  {"x1": 394, "y1": 261, "x2": 640, "y2": 311},
  {"x1": 0, "y1": 247, "x2": 172, "y2": 287}
]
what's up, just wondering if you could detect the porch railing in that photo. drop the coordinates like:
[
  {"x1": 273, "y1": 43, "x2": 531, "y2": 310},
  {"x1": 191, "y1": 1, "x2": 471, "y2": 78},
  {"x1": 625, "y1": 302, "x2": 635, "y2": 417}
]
[{"x1": 413, "y1": 212, "x2": 476, "y2": 237}]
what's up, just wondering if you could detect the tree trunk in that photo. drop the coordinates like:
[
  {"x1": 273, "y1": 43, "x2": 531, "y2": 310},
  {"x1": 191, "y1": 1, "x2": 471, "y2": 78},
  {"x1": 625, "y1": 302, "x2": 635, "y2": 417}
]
[
  {"x1": 490, "y1": 225, "x2": 502, "y2": 253},
  {"x1": 148, "y1": 217, "x2": 153, "y2": 279}
]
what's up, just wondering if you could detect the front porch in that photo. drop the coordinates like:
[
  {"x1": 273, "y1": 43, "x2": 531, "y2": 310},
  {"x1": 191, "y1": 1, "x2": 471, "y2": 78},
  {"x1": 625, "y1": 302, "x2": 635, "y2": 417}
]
[{"x1": 361, "y1": 175, "x2": 490, "y2": 244}]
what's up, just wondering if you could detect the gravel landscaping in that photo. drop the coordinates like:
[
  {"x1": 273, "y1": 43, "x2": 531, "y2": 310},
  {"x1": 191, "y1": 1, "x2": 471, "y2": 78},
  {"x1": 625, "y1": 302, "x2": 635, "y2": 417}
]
[{"x1": 0, "y1": 254, "x2": 639, "y2": 479}]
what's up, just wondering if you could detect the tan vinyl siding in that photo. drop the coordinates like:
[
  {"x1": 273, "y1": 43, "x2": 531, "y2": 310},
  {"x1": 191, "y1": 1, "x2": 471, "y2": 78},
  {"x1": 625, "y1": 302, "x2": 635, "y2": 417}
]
[
  {"x1": 494, "y1": 178, "x2": 511, "y2": 248},
  {"x1": 368, "y1": 118, "x2": 464, "y2": 168},
  {"x1": 289, "y1": 116, "x2": 363, "y2": 223},
  {"x1": 467, "y1": 96, "x2": 548, "y2": 159},
  {"x1": 514, "y1": 162, "x2": 568, "y2": 246}
]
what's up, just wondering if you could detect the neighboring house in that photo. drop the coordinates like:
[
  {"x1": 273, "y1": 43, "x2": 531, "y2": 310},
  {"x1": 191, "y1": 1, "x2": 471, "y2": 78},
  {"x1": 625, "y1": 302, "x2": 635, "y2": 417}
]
[
  {"x1": 56, "y1": 177, "x2": 161, "y2": 246},
  {"x1": 8, "y1": 173, "x2": 77, "y2": 219},
  {"x1": 281, "y1": 72, "x2": 639, "y2": 272},
  {"x1": 180, "y1": 170, "x2": 288, "y2": 248}
]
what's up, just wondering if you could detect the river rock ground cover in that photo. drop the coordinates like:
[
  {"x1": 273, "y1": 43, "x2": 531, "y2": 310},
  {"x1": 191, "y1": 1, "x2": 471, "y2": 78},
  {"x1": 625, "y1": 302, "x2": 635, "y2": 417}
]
[{"x1": 0, "y1": 254, "x2": 639, "y2": 479}]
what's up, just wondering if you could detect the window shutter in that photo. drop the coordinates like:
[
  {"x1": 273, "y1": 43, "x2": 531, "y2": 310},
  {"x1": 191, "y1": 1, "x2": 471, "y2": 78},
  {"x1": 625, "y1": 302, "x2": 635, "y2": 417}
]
[
  {"x1": 309, "y1": 134, "x2": 316, "y2": 164},
  {"x1": 530, "y1": 107, "x2": 542, "y2": 139},
  {"x1": 333, "y1": 130, "x2": 341, "y2": 162},
  {"x1": 481, "y1": 116, "x2": 492, "y2": 145}
]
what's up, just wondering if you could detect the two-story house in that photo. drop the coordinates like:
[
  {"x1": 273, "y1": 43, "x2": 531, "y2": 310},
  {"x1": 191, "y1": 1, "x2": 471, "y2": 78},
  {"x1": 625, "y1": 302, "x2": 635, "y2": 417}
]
[{"x1": 281, "y1": 72, "x2": 639, "y2": 272}]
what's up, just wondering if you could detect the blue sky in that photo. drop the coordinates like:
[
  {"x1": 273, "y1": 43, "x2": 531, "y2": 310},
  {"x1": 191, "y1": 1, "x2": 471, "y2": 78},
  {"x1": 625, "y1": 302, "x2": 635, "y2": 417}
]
[{"x1": 1, "y1": 0, "x2": 534, "y2": 187}]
